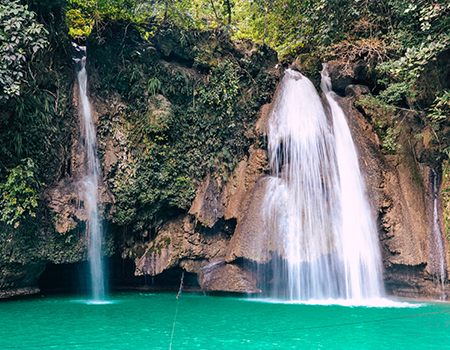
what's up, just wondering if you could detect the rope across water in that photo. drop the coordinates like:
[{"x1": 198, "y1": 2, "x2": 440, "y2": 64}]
[{"x1": 169, "y1": 272, "x2": 185, "y2": 350}]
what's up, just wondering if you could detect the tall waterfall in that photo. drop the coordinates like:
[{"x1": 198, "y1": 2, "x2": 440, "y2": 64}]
[
  {"x1": 261, "y1": 67, "x2": 383, "y2": 302},
  {"x1": 74, "y1": 44, "x2": 107, "y2": 302}
]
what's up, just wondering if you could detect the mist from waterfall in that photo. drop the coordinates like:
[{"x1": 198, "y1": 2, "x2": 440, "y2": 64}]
[
  {"x1": 74, "y1": 44, "x2": 107, "y2": 302},
  {"x1": 260, "y1": 67, "x2": 383, "y2": 302}
]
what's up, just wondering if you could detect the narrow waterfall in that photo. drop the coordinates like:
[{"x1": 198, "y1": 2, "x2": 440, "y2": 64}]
[
  {"x1": 261, "y1": 68, "x2": 383, "y2": 302},
  {"x1": 74, "y1": 44, "x2": 107, "y2": 302},
  {"x1": 429, "y1": 168, "x2": 447, "y2": 292},
  {"x1": 321, "y1": 66, "x2": 383, "y2": 300}
]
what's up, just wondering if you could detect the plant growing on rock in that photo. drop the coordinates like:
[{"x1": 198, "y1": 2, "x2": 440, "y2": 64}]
[
  {"x1": 0, "y1": 158, "x2": 40, "y2": 228},
  {"x1": 0, "y1": 0, "x2": 48, "y2": 99}
]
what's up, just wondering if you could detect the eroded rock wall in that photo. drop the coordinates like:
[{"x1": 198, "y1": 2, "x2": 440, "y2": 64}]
[{"x1": 4, "y1": 23, "x2": 448, "y2": 300}]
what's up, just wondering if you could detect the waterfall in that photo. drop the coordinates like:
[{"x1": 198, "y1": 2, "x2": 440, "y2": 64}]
[
  {"x1": 74, "y1": 44, "x2": 107, "y2": 302},
  {"x1": 260, "y1": 67, "x2": 383, "y2": 302},
  {"x1": 429, "y1": 168, "x2": 447, "y2": 292}
]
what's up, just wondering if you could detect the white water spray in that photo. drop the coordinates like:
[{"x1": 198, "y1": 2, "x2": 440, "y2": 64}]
[
  {"x1": 261, "y1": 68, "x2": 383, "y2": 302},
  {"x1": 321, "y1": 65, "x2": 383, "y2": 300},
  {"x1": 74, "y1": 44, "x2": 106, "y2": 302}
]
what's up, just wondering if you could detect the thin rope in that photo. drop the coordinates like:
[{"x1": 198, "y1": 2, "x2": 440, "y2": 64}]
[
  {"x1": 176, "y1": 272, "x2": 184, "y2": 299},
  {"x1": 169, "y1": 271, "x2": 185, "y2": 350}
]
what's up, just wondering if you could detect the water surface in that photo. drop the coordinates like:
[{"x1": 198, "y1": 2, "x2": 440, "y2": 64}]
[{"x1": 1, "y1": 292, "x2": 449, "y2": 350}]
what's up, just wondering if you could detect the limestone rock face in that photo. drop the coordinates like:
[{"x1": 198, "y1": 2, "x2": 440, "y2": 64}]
[
  {"x1": 198, "y1": 262, "x2": 260, "y2": 293},
  {"x1": 188, "y1": 174, "x2": 227, "y2": 229},
  {"x1": 133, "y1": 138, "x2": 270, "y2": 292},
  {"x1": 0, "y1": 262, "x2": 45, "y2": 298},
  {"x1": 189, "y1": 146, "x2": 269, "y2": 229},
  {"x1": 133, "y1": 215, "x2": 231, "y2": 277},
  {"x1": 225, "y1": 178, "x2": 272, "y2": 264}
]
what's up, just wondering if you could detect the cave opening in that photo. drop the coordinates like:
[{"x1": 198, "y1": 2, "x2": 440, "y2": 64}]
[{"x1": 38, "y1": 257, "x2": 200, "y2": 295}]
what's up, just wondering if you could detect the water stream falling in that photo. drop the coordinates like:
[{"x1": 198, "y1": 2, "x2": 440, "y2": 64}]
[
  {"x1": 74, "y1": 44, "x2": 107, "y2": 302},
  {"x1": 260, "y1": 67, "x2": 383, "y2": 302},
  {"x1": 429, "y1": 168, "x2": 447, "y2": 292}
]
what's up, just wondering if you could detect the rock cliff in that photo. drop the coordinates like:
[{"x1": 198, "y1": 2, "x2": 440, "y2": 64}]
[{"x1": 1, "y1": 23, "x2": 449, "y2": 300}]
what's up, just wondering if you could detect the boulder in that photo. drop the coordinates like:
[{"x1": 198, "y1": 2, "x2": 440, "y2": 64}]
[
  {"x1": 133, "y1": 215, "x2": 230, "y2": 276},
  {"x1": 198, "y1": 261, "x2": 261, "y2": 293},
  {"x1": 328, "y1": 60, "x2": 369, "y2": 94}
]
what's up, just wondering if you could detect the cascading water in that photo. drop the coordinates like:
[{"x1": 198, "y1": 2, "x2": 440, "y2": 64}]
[
  {"x1": 429, "y1": 168, "x2": 447, "y2": 292},
  {"x1": 74, "y1": 44, "x2": 107, "y2": 302},
  {"x1": 321, "y1": 66, "x2": 383, "y2": 300},
  {"x1": 260, "y1": 67, "x2": 383, "y2": 302}
]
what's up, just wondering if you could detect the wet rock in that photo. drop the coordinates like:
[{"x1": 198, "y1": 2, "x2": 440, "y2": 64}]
[
  {"x1": 226, "y1": 178, "x2": 272, "y2": 264},
  {"x1": 254, "y1": 104, "x2": 272, "y2": 135},
  {"x1": 132, "y1": 214, "x2": 266, "y2": 293},
  {"x1": 189, "y1": 145, "x2": 268, "y2": 228},
  {"x1": 223, "y1": 160, "x2": 248, "y2": 220},
  {"x1": 189, "y1": 174, "x2": 226, "y2": 228},
  {"x1": 0, "y1": 287, "x2": 41, "y2": 299},
  {"x1": 133, "y1": 215, "x2": 230, "y2": 276},
  {"x1": 198, "y1": 262, "x2": 261, "y2": 293},
  {"x1": 384, "y1": 263, "x2": 450, "y2": 300}
]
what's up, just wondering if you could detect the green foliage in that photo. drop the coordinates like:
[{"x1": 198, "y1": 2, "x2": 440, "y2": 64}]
[
  {"x1": 356, "y1": 95, "x2": 403, "y2": 155},
  {"x1": 356, "y1": 95, "x2": 395, "y2": 119},
  {"x1": 148, "y1": 77, "x2": 162, "y2": 96},
  {"x1": 65, "y1": 0, "x2": 234, "y2": 39},
  {"x1": 0, "y1": 85, "x2": 71, "y2": 186},
  {"x1": 233, "y1": 0, "x2": 394, "y2": 57},
  {"x1": 377, "y1": 33, "x2": 450, "y2": 99},
  {"x1": 428, "y1": 90, "x2": 450, "y2": 126},
  {"x1": 0, "y1": 158, "x2": 39, "y2": 227},
  {"x1": 198, "y1": 59, "x2": 240, "y2": 120},
  {"x1": 425, "y1": 90, "x2": 450, "y2": 156},
  {"x1": 89, "y1": 26, "x2": 277, "y2": 235},
  {"x1": 0, "y1": 0, "x2": 48, "y2": 99},
  {"x1": 380, "y1": 127, "x2": 402, "y2": 155},
  {"x1": 66, "y1": 8, "x2": 93, "y2": 38}
]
